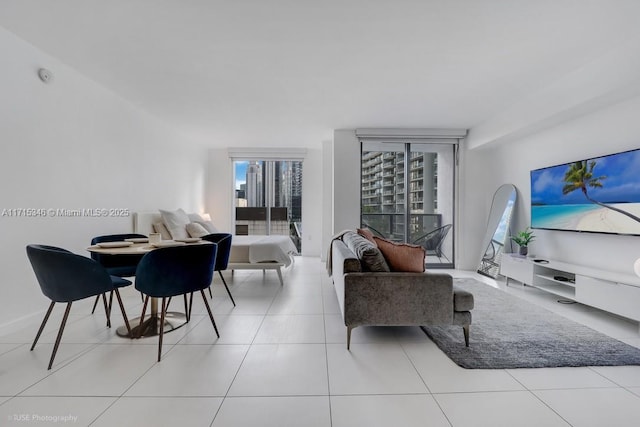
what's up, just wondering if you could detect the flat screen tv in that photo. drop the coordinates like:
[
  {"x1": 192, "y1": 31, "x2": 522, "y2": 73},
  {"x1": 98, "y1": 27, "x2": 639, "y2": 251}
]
[{"x1": 530, "y1": 148, "x2": 640, "y2": 236}]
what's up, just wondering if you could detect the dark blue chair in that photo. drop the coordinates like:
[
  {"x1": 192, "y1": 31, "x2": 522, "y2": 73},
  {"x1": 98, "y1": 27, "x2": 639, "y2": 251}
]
[
  {"x1": 202, "y1": 233, "x2": 235, "y2": 306},
  {"x1": 89, "y1": 233, "x2": 147, "y2": 318},
  {"x1": 134, "y1": 244, "x2": 219, "y2": 362},
  {"x1": 26, "y1": 244, "x2": 132, "y2": 369}
]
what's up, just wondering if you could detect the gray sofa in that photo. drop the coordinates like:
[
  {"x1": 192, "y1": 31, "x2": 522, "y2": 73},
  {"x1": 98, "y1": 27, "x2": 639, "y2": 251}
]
[{"x1": 330, "y1": 234, "x2": 473, "y2": 349}]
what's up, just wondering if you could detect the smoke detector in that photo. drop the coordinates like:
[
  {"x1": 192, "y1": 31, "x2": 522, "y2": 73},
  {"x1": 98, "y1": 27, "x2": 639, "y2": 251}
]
[{"x1": 38, "y1": 68, "x2": 53, "y2": 83}]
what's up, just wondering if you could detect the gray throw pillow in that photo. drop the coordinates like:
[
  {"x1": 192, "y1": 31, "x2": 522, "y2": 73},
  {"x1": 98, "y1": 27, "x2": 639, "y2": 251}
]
[{"x1": 342, "y1": 231, "x2": 390, "y2": 272}]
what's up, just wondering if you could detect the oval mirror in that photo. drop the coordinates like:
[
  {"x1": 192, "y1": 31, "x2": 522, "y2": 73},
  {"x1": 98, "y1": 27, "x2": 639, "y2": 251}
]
[{"x1": 477, "y1": 184, "x2": 517, "y2": 278}]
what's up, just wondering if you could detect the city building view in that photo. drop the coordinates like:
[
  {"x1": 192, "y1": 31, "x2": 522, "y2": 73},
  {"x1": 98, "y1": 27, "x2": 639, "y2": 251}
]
[
  {"x1": 234, "y1": 160, "x2": 303, "y2": 251},
  {"x1": 361, "y1": 149, "x2": 441, "y2": 242}
]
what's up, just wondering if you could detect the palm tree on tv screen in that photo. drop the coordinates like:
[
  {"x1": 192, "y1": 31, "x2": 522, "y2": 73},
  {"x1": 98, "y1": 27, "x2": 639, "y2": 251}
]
[{"x1": 562, "y1": 160, "x2": 640, "y2": 223}]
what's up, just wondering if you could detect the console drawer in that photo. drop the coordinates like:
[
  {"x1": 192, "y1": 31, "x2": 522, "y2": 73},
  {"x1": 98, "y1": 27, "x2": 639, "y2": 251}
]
[{"x1": 577, "y1": 275, "x2": 640, "y2": 321}]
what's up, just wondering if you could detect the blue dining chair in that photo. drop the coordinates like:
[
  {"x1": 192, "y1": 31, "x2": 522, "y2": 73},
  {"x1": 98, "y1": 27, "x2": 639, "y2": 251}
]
[
  {"x1": 26, "y1": 244, "x2": 132, "y2": 369},
  {"x1": 134, "y1": 243, "x2": 219, "y2": 362},
  {"x1": 202, "y1": 233, "x2": 235, "y2": 306},
  {"x1": 89, "y1": 233, "x2": 147, "y2": 320}
]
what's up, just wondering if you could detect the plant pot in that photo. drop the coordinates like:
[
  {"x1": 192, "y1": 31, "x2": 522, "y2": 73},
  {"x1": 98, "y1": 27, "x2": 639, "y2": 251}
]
[{"x1": 519, "y1": 246, "x2": 528, "y2": 256}]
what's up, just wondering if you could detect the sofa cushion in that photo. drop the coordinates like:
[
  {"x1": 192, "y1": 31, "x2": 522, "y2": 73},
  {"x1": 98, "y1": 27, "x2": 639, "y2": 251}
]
[
  {"x1": 453, "y1": 288, "x2": 474, "y2": 311},
  {"x1": 373, "y1": 237, "x2": 425, "y2": 273},
  {"x1": 342, "y1": 231, "x2": 390, "y2": 272}
]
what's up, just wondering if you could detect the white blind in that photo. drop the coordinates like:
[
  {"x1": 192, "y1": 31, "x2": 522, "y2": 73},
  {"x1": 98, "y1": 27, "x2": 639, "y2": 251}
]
[
  {"x1": 227, "y1": 147, "x2": 307, "y2": 161},
  {"x1": 356, "y1": 128, "x2": 466, "y2": 145}
]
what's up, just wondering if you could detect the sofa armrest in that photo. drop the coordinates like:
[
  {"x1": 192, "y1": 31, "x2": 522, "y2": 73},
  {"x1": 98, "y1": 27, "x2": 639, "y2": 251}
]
[{"x1": 343, "y1": 272, "x2": 454, "y2": 327}]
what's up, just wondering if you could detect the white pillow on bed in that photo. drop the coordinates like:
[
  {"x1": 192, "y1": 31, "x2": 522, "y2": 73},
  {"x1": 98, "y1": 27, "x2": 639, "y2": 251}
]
[
  {"x1": 152, "y1": 222, "x2": 172, "y2": 240},
  {"x1": 187, "y1": 213, "x2": 219, "y2": 233},
  {"x1": 186, "y1": 222, "x2": 209, "y2": 238},
  {"x1": 196, "y1": 220, "x2": 218, "y2": 233},
  {"x1": 160, "y1": 208, "x2": 190, "y2": 239},
  {"x1": 188, "y1": 213, "x2": 204, "y2": 222}
]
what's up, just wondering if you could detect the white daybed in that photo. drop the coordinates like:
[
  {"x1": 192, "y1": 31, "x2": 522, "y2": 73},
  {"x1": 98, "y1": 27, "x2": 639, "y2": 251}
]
[{"x1": 133, "y1": 211, "x2": 297, "y2": 285}]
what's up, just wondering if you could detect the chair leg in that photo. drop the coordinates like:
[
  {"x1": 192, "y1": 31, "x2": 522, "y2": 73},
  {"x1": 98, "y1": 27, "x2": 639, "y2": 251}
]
[
  {"x1": 347, "y1": 326, "x2": 353, "y2": 350},
  {"x1": 113, "y1": 289, "x2": 131, "y2": 337},
  {"x1": 219, "y1": 271, "x2": 235, "y2": 306},
  {"x1": 101, "y1": 293, "x2": 111, "y2": 328},
  {"x1": 48, "y1": 302, "x2": 72, "y2": 370},
  {"x1": 107, "y1": 290, "x2": 114, "y2": 319},
  {"x1": 158, "y1": 297, "x2": 166, "y2": 362},
  {"x1": 137, "y1": 296, "x2": 150, "y2": 339},
  {"x1": 183, "y1": 293, "x2": 190, "y2": 322},
  {"x1": 107, "y1": 291, "x2": 115, "y2": 327},
  {"x1": 207, "y1": 286, "x2": 212, "y2": 299},
  {"x1": 463, "y1": 325, "x2": 470, "y2": 347},
  {"x1": 200, "y1": 290, "x2": 219, "y2": 337},
  {"x1": 31, "y1": 301, "x2": 55, "y2": 351},
  {"x1": 188, "y1": 292, "x2": 194, "y2": 321},
  {"x1": 90, "y1": 295, "x2": 100, "y2": 314}
]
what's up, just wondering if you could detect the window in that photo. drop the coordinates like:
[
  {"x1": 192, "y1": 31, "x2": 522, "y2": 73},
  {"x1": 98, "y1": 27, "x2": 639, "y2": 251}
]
[
  {"x1": 233, "y1": 159, "x2": 303, "y2": 252},
  {"x1": 360, "y1": 141, "x2": 456, "y2": 267}
]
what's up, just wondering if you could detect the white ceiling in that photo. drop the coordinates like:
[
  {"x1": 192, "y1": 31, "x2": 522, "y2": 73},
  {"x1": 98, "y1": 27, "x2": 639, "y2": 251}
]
[{"x1": 2, "y1": 0, "x2": 640, "y2": 148}]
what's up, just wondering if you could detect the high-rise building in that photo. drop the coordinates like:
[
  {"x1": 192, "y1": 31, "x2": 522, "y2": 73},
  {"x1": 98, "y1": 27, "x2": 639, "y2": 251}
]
[
  {"x1": 245, "y1": 161, "x2": 263, "y2": 207},
  {"x1": 361, "y1": 150, "x2": 438, "y2": 239}
]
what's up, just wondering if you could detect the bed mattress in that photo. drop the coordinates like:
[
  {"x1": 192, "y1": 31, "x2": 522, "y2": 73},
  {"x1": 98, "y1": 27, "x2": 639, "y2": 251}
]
[{"x1": 230, "y1": 235, "x2": 298, "y2": 266}]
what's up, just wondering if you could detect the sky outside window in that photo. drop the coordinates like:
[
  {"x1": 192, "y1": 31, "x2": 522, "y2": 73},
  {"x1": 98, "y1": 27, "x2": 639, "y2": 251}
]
[{"x1": 235, "y1": 161, "x2": 247, "y2": 190}]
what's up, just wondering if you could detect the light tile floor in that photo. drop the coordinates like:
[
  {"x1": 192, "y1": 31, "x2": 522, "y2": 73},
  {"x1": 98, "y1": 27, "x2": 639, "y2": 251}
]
[{"x1": 1, "y1": 257, "x2": 640, "y2": 426}]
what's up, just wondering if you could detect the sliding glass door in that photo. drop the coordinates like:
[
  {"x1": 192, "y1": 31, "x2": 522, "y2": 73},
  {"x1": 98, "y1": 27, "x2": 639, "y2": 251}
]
[
  {"x1": 233, "y1": 160, "x2": 302, "y2": 252},
  {"x1": 361, "y1": 141, "x2": 455, "y2": 268}
]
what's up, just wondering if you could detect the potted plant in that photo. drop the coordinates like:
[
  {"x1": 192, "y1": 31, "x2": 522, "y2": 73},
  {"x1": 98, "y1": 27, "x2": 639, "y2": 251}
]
[{"x1": 511, "y1": 227, "x2": 535, "y2": 256}]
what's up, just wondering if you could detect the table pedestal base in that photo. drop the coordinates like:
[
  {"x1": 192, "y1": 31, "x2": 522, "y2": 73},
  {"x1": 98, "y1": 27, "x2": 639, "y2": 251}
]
[{"x1": 116, "y1": 311, "x2": 187, "y2": 338}]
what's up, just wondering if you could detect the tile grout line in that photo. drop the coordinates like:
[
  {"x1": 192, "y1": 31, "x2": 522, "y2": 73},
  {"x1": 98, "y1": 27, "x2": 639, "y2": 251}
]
[
  {"x1": 208, "y1": 269, "x2": 283, "y2": 426},
  {"x1": 398, "y1": 340, "x2": 453, "y2": 427},
  {"x1": 500, "y1": 367, "x2": 575, "y2": 427},
  {"x1": 321, "y1": 274, "x2": 334, "y2": 427}
]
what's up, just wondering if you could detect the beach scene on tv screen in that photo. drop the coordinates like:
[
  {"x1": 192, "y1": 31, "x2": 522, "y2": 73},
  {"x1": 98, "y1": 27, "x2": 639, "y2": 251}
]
[{"x1": 531, "y1": 149, "x2": 640, "y2": 235}]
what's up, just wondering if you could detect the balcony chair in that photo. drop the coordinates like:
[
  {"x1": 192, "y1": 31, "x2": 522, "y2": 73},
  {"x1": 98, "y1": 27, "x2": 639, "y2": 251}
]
[
  {"x1": 26, "y1": 244, "x2": 132, "y2": 369},
  {"x1": 412, "y1": 224, "x2": 452, "y2": 263}
]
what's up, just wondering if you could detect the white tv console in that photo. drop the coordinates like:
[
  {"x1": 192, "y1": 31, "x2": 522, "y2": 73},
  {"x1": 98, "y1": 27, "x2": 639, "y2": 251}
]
[{"x1": 500, "y1": 254, "x2": 640, "y2": 327}]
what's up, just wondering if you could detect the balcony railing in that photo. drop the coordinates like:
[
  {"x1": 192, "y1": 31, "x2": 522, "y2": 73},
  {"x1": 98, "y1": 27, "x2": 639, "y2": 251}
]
[{"x1": 361, "y1": 213, "x2": 442, "y2": 242}]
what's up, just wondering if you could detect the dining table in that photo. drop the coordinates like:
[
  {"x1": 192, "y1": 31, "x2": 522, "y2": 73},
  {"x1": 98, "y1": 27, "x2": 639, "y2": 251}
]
[{"x1": 87, "y1": 239, "x2": 212, "y2": 339}]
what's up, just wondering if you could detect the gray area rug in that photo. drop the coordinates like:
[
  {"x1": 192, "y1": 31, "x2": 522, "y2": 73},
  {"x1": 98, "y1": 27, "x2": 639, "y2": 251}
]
[{"x1": 421, "y1": 278, "x2": 640, "y2": 369}]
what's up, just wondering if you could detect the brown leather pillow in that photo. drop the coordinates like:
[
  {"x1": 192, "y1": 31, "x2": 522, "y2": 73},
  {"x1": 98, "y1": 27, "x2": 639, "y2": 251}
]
[
  {"x1": 357, "y1": 228, "x2": 376, "y2": 243},
  {"x1": 373, "y1": 236, "x2": 426, "y2": 273}
]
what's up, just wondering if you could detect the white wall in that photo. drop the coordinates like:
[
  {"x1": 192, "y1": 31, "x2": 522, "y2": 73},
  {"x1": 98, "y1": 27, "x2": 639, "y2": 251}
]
[
  {"x1": 462, "y1": 94, "x2": 640, "y2": 275},
  {"x1": 321, "y1": 140, "x2": 333, "y2": 261},
  {"x1": 0, "y1": 28, "x2": 207, "y2": 328},
  {"x1": 331, "y1": 130, "x2": 361, "y2": 234},
  {"x1": 204, "y1": 148, "x2": 323, "y2": 257},
  {"x1": 457, "y1": 144, "x2": 498, "y2": 269},
  {"x1": 302, "y1": 148, "x2": 322, "y2": 256}
]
